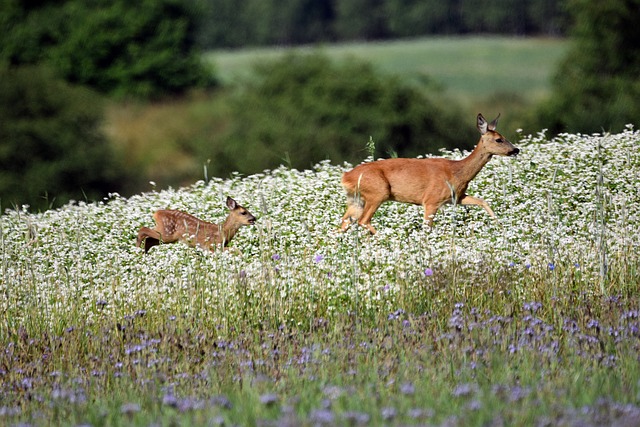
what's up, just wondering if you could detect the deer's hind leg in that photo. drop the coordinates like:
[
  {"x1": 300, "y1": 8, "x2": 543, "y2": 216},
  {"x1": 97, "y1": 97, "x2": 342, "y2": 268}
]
[
  {"x1": 340, "y1": 192, "x2": 364, "y2": 231},
  {"x1": 459, "y1": 195, "x2": 496, "y2": 218},
  {"x1": 137, "y1": 227, "x2": 162, "y2": 253},
  {"x1": 358, "y1": 197, "x2": 386, "y2": 235}
]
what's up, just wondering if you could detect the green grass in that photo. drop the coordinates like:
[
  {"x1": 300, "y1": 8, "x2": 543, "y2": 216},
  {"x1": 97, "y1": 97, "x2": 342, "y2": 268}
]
[
  {"x1": 208, "y1": 36, "x2": 568, "y2": 105},
  {"x1": 2, "y1": 126, "x2": 640, "y2": 425}
]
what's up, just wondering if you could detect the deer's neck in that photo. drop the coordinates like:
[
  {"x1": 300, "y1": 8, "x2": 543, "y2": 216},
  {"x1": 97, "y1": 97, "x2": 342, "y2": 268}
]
[
  {"x1": 452, "y1": 142, "x2": 492, "y2": 187},
  {"x1": 220, "y1": 218, "x2": 241, "y2": 246}
]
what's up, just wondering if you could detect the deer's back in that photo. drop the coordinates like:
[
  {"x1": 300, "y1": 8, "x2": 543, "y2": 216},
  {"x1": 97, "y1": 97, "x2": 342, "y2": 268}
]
[{"x1": 342, "y1": 158, "x2": 455, "y2": 203}]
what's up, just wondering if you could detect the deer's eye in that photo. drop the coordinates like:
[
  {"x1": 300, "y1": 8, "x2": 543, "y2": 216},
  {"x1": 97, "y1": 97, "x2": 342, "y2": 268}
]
[
  {"x1": 241, "y1": 211, "x2": 247, "y2": 215},
  {"x1": 496, "y1": 138, "x2": 504, "y2": 143}
]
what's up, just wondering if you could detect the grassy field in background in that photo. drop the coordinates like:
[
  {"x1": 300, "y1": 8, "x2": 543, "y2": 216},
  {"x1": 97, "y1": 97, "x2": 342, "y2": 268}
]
[
  {"x1": 106, "y1": 37, "x2": 568, "y2": 194},
  {"x1": 208, "y1": 36, "x2": 568, "y2": 106}
]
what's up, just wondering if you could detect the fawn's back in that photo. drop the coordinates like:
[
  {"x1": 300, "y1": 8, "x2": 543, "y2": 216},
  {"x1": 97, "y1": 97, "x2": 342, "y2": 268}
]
[
  {"x1": 137, "y1": 196, "x2": 255, "y2": 253},
  {"x1": 153, "y1": 210, "x2": 217, "y2": 245}
]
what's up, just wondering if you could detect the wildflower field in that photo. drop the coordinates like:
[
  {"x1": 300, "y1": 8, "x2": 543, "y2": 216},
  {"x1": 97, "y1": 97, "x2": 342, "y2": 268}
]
[{"x1": 1, "y1": 127, "x2": 640, "y2": 426}]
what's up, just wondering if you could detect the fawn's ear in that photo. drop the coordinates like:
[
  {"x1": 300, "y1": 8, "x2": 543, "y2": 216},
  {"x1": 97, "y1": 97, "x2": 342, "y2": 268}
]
[{"x1": 226, "y1": 196, "x2": 237, "y2": 210}]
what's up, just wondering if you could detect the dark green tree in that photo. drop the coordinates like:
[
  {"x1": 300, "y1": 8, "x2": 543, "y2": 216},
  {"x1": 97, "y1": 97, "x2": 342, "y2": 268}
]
[
  {"x1": 385, "y1": 0, "x2": 462, "y2": 36},
  {"x1": 460, "y1": 0, "x2": 529, "y2": 34},
  {"x1": 195, "y1": 0, "x2": 335, "y2": 48},
  {"x1": 535, "y1": 0, "x2": 640, "y2": 134},
  {"x1": 0, "y1": 0, "x2": 66, "y2": 66},
  {"x1": 526, "y1": 0, "x2": 568, "y2": 35},
  {"x1": 0, "y1": 66, "x2": 122, "y2": 211},
  {"x1": 1, "y1": 0, "x2": 215, "y2": 98},
  {"x1": 218, "y1": 53, "x2": 474, "y2": 175},
  {"x1": 334, "y1": 0, "x2": 390, "y2": 40}
]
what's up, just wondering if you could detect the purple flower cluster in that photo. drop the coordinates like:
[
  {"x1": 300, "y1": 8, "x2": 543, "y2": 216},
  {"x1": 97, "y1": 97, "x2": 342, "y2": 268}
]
[
  {"x1": 435, "y1": 300, "x2": 640, "y2": 368},
  {"x1": 2, "y1": 298, "x2": 640, "y2": 425}
]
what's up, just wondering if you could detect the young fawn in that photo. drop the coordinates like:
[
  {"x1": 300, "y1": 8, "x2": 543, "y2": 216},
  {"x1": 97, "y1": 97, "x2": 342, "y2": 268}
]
[
  {"x1": 136, "y1": 196, "x2": 256, "y2": 253},
  {"x1": 340, "y1": 113, "x2": 519, "y2": 234}
]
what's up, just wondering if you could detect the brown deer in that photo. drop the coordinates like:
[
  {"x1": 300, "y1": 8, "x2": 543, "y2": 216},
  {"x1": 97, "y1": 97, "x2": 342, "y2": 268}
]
[
  {"x1": 340, "y1": 113, "x2": 519, "y2": 234},
  {"x1": 136, "y1": 196, "x2": 256, "y2": 253}
]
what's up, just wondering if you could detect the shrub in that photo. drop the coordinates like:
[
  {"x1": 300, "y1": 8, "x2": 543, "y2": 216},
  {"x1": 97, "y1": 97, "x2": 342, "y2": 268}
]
[
  {"x1": 0, "y1": 66, "x2": 123, "y2": 211},
  {"x1": 218, "y1": 53, "x2": 474, "y2": 175},
  {"x1": 1, "y1": 0, "x2": 216, "y2": 99},
  {"x1": 532, "y1": 0, "x2": 640, "y2": 134}
]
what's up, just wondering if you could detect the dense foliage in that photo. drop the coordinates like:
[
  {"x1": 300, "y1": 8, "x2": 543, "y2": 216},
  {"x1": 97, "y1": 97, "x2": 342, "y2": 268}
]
[
  {"x1": 0, "y1": 66, "x2": 121, "y2": 211},
  {"x1": 195, "y1": 0, "x2": 568, "y2": 48},
  {"x1": 0, "y1": 0, "x2": 215, "y2": 98},
  {"x1": 219, "y1": 53, "x2": 475, "y2": 175},
  {"x1": 1, "y1": 129, "x2": 639, "y2": 425},
  {"x1": 534, "y1": 0, "x2": 640, "y2": 134}
]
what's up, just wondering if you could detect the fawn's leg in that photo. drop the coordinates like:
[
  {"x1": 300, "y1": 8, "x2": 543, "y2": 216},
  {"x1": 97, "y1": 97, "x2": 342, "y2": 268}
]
[{"x1": 137, "y1": 227, "x2": 162, "y2": 253}]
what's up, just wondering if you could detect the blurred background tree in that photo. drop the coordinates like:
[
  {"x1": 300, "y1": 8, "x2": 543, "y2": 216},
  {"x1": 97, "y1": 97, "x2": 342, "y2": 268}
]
[
  {"x1": 533, "y1": 0, "x2": 640, "y2": 134},
  {"x1": 1, "y1": 0, "x2": 215, "y2": 98},
  {"x1": 0, "y1": 0, "x2": 213, "y2": 210},
  {"x1": 219, "y1": 53, "x2": 475, "y2": 175},
  {"x1": 193, "y1": 0, "x2": 567, "y2": 48},
  {"x1": 0, "y1": 66, "x2": 122, "y2": 211}
]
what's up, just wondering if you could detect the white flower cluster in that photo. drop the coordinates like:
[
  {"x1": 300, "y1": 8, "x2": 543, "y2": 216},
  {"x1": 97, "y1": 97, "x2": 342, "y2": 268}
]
[{"x1": 1, "y1": 128, "x2": 638, "y2": 327}]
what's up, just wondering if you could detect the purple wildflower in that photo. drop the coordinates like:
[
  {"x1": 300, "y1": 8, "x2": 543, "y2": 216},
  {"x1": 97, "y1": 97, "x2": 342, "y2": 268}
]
[
  {"x1": 120, "y1": 403, "x2": 141, "y2": 415},
  {"x1": 400, "y1": 382, "x2": 415, "y2": 395},
  {"x1": 343, "y1": 411, "x2": 370, "y2": 424},
  {"x1": 314, "y1": 254, "x2": 324, "y2": 263},
  {"x1": 162, "y1": 393, "x2": 178, "y2": 408},
  {"x1": 381, "y1": 407, "x2": 397, "y2": 421},
  {"x1": 452, "y1": 383, "x2": 476, "y2": 397},
  {"x1": 523, "y1": 302, "x2": 542, "y2": 313},
  {"x1": 260, "y1": 393, "x2": 278, "y2": 406},
  {"x1": 587, "y1": 319, "x2": 600, "y2": 330},
  {"x1": 424, "y1": 268, "x2": 434, "y2": 276},
  {"x1": 309, "y1": 409, "x2": 335, "y2": 424}
]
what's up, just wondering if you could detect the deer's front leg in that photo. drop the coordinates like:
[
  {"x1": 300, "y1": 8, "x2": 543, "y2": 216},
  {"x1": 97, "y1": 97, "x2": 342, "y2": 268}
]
[{"x1": 422, "y1": 204, "x2": 440, "y2": 227}]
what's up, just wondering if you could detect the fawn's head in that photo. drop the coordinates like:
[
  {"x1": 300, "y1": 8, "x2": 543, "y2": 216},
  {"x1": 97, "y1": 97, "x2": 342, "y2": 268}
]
[
  {"x1": 226, "y1": 196, "x2": 256, "y2": 226},
  {"x1": 477, "y1": 113, "x2": 520, "y2": 157}
]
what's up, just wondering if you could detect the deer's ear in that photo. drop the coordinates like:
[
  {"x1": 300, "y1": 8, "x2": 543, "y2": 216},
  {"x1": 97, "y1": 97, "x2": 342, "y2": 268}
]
[
  {"x1": 477, "y1": 113, "x2": 488, "y2": 135},
  {"x1": 488, "y1": 113, "x2": 501, "y2": 131},
  {"x1": 226, "y1": 196, "x2": 237, "y2": 210}
]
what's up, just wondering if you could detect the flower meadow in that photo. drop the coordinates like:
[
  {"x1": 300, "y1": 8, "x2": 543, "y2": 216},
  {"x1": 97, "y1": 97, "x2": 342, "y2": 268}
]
[{"x1": 1, "y1": 127, "x2": 640, "y2": 425}]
